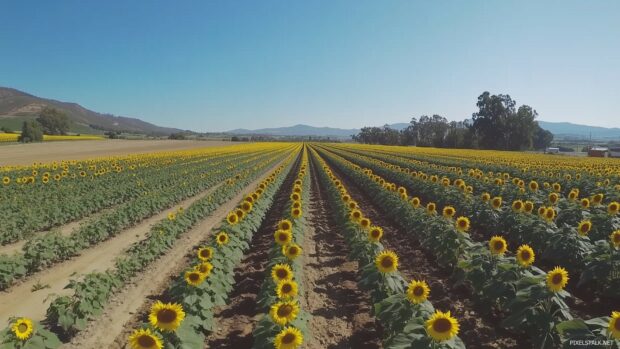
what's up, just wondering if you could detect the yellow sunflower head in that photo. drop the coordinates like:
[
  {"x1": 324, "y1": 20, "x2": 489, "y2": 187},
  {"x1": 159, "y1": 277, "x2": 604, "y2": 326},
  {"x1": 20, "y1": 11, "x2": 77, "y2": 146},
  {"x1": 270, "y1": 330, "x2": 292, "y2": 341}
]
[
  {"x1": 278, "y1": 219, "x2": 293, "y2": 231},
  {"x1": 271, "y1": 263, "x2": 294, "y2": 283},
  {"x1": 406, "y1": 280, "x2": 430, "y2": 304},
  {"x1": 512, "y1": 200, "x2": 524, "y2": 212},
  {"x1": 11, "y1": 318, "x2": 34, "y2": 341},
  {"x1": 291, "y1": 208, "x2": 302, "y2": 218},
  {"x1": 411, "y1": 197, "x2": 421, "y2": 208},
  {"x1": 611, "y1": 230, "x2": 620, "y2": 248},
  {"x1": 516, "y1": 245, "x2": 535, "y2": 267},
  {"x1": 580, "y1": 198, "x2": 590, "y2": 209},
  {"x1": 368, "y1": 226, "x2": 383, "y2": 242},
  {"x1": 148, "y1": 301, "x2": 185, "y2": 332},
  {"x1": 489, "y1": 236, "x2": 508, "y2": 256},
  {"x1": 348, "y1": 201, "x2": 358, "y2": 210},
  {"x1": 568, "y1": 191, "x2": 578, "y2": 201},
  {"x1": 184, "y1": 270, "x2": 206, "y2": 287},
  {"x1": 128, "y1": 328, "x2": 163, "y2": 349},
  {"x1": 592, "y1": 193, "x2": 604, "y2": 205},
  {"x1": 455, "y1": 216, "x2": 470, "y2": 232},
  {"x1": 426, "y1": 310, "x2": 460, "y2": 342},
  {"x1": 290, "y1": 193, "x2": 301, "y2": 201},
  {"x1": 442, "y1": 206, "x2": 456, "y2": 219},
  {"x1": 549, "y1": 192, "x2": 559, "y2": 205},
  {"x1": 375, "y1": 250, "x2": 399, "y2": 273},
  {"x1": 241, "y1": 201, "x2": 253, "y2": 213},
  {"x1": 359, "y1": 217, "x2": 371, "y2": 228},
  {"x1": 341, "y1": 194, "x2": 351, "y2": 202},
  {"x1": 481, "y1": 193, "x2": 491, "y2": 202},
  {"x1": 274, "y1": 229, "x2": 293, "y2": 246},
  {"x1": 292, "y1": 201, "x2": 302, "y2": 209},
  {"x1": 216, "y1": 232, "x2": 230, "y2": 246},
  {"x1": 276, "y1": 280, "x2": 299, "y2": 300},
  {"x1": 426, "y1": 202, "x2": 437, "y2": 215},
  {"x1": 350, "y1": 209, "x2": 363, "y2": 222},
  {"x1": 577, "y1": 220, "x2": 592, "y2": 236},
  {"x1": 226, "y1": 212, "x2": 239, "y2": 225},
  {"x1": 194, "y1": 262, "x2": 213, "y2": 276},
  {"x1": 167, "y1": 212, "x2": 176, "y2": 221},
  {"x1": 197, "y1": 246, "x2": 213, "y2": 261},
  {"x1": 608, "y1": 202, "x2": 619, "y2": 215},
  {"x1": 235, "y1": 208, "x2": 246, "y2": 220},
  {"x1": 282, "y1": 243, "x2": 302, "y2": 260},
  {"x1": 546, "y1": 266, "x2": 569, "y2": 292},
  {"x1": 523, "y1": 201, "x2": 534, "y2": 213},
  {"x1": 609, "y1": 311, "x2": 620, "y2": 340},
  {"x1": 529, "y1": 181, "x2": 539, "y2": 191},
  {"x1": 544, "y1": 207, "x2": 556, "y2": 222},
  {"x1": 398, "y1": 186, "x2": 407, "y2": 195},
  {"x1": 274, "y1": 326, "x2": 303, "y2": 349},
  {"x1": 552, "y1": 183, "x2": 561, "y2": 192},
  {"x1": 269, "y1": 301, "x2": 300, "y2": 326},
  {"x1": 491, "y1": 197, "x2": 502, "y2": 210}
]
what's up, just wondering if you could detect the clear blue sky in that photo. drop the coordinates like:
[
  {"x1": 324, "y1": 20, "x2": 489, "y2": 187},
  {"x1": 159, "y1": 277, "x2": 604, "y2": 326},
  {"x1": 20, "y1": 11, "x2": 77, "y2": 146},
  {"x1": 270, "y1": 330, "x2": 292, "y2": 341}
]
[{"x1": 1, "y1": 1, "x2": 619, "y2": 132}]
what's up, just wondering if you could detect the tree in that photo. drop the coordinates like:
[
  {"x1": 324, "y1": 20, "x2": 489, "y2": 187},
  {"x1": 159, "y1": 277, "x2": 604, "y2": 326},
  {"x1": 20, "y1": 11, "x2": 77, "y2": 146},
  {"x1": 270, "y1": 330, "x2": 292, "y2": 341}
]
[
  {"x1": 168, "y1": 132, "x2": 187, "y2": 140},
  {"x1": 18, "y1": 120, "x2": 43, "y2": 142},
  {"x1": 0, "y1": 126, "x2": 13, "y2": 133},
  {"x1": 533, "y1": 123, "x2": 554, "y2": 149},
  {"x1": 37, "y1": 107, "x2": 70, "y2": 135}
]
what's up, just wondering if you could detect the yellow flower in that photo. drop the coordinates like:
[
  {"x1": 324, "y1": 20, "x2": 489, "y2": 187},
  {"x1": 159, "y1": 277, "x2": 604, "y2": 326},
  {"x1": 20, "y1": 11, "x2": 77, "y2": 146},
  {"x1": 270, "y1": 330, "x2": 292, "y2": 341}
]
[
  {"x1": 592, "y1": 193, "x2": 604, "y2": 205},
  {"x1": 577, "y1": 220, "x2": 592, "y2": 236},
  {"x1": 611, "y1": 230, "x2": 620, "y2": 248},
  {"x1": 609, "y1": 311, "x2": 620, "y2": 340},
  {"x1": 274, "y1": 326, "x2": 303, "y2": 349},
  {"x1": 274, "y1": 229, "x2": 293, "y2": 246},
  {"x1": 197, "y1": 247, "x2": 213, "y2": 261},
  {"x1": 350, "y1": 209, "x2": 363, "y2": 221},
  {"x1": 278, "y1": 219, "x2": 293, "y2": 231},
  {"x1": 489, "y1": 236, "x2": 508, "y2": 256},
  {"x1": 235, "y1": 208, "x2": 246, "y2": 220},
  {"x1": 226, "y1": 212, "x2": 239, "y2": 225},
  {"x1": 608, "y1": 202, "x2": 619, "y2": 215},
  {"x1": 516, "y1": 245, "x2": 535, "y2": 267},
  {"x1": 216, "y1": 231, "x2": 229, "y2": 246},
  {"x1": 269, "y1": 301, "x2": 300, "y2": 326},
  {"x1": 529, "y1": 181, "x2": 539, "y2": 191},
  {"x1": 271, "y1": 263, "x2": 293, "y2": 283},
  {"x1": 375, "y1": 250, "x2": 398, "y2": 273},
  {"x1": 426, "y1": 202, "x2": 437, "y2": 215},
  {"x1": 291, "y1": 207, "x2": 302, "y2": 218},
  {"x1": 523, "y1": 201, "x2": 534, "y2": 213},
  {"x1": 546, "y1": 267, "x2": 569, "y2": 292},
  {"x1": 580, "y1": 198, "x2": 590, "y2": 209},
  {"x1": 359, "y1": 217, "x2": 371, "y2": 229},
  {"x1": 481, "y1": 193, "x2": 490, "y2": 202},
  {"x1": 543, "y1": 207, "x2": 556, "y2": 222},
  {"x1": 149, "y1": 301, "x2": 185, "y2": 332},
  {"x1": 282, "y1": 243, "x2": 302, "y2": 260},
  {"x1": 128, "y1": 328, "x2": 163, "y2": 349},
  {"x1": 167, "y1": 212, "x2": 176, "y2": 221},
  {"x1": 194, "y1": 262, "x2": 213, "y2": 277},
  {"x1": 11, "y1": 318, "x2": 33, "y2": 341},
  {"x1": 411, "y1": 197, "x2": 421, "y2": 208},
  {"x1": 512, "y1": 200, "x2": 524, "y2": 212},
  {"x1": 2, "y1": 176, "x2": 10, "y2": 185},
  {"x1": 426, "y1": 310, "x2": 460, "y2": 342},
  {"x1": 549, "y1": 192, "x2": 559, "y2": 205},
  {"x1": 491, "y1": 197, "x2": 502, "y2": 210},
  {"x1": 240, "y1": 201, "x2": 253, "y2": 213},
  {"x1": 455, "y1": 216, "x2": 470, "y2": 232},
  {"x1": 406, "y1": 280, "x2": 430, "y2": 304},
  {"x1": 184, "y1": 270, "x2": 206, "y2": 287},
  {"x1": 442, "y1": 206, "x2": 456, "y2": 219},
  {"x1": 368, "y1": 226, "x2": 383, "y2": 242},
  {"x1": 552, "y1": 183, "x2": 561, "y2": 192},
  {"x1": 276, "y1": 280, "x2": 299, "y2": 300}
]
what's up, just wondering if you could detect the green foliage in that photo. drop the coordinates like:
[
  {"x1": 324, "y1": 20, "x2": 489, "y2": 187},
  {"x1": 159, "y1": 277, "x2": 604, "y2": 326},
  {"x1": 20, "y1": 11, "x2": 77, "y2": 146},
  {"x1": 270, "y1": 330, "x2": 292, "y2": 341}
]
[
  {"x1": 18, "y1": 120, "x2": 43, "y2": 142},
  {"x1": 36, "y1": 108, "x2": 70, "y2": 135}
]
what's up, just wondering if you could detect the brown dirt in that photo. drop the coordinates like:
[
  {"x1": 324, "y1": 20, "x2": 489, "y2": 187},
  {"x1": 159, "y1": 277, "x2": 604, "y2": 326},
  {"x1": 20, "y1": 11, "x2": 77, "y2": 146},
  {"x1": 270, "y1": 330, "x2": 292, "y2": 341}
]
[
  {"x1": 64, "y1": 159, "x2": 287, "y2": 349},
  {"x1": 303, "y1": 157, "x2": 382, "y2": 349},
  {"x1": 203, "y1": 157, "x2": 301, "y2": 349},
  {"x1": 327, "y1": 157, "x2": 527, "y2": 349},
  {"x1": 0, "y1": 182, "x2": 224, "y2": 325},
  {"x1": 0, "y1": 139, "x2": 233, "y2": 167}
]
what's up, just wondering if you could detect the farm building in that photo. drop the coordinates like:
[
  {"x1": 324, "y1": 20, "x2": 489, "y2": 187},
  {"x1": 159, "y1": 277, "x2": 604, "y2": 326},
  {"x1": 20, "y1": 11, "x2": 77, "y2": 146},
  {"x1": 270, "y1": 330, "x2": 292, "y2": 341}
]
[{"x1": 588, "y1": 147, "x2": 609, "y2": 157}]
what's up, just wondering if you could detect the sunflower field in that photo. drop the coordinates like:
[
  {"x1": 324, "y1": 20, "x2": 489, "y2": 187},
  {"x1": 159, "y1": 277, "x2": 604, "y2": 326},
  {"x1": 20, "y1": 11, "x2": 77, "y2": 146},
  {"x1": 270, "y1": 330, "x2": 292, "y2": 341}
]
[{"x1": 1, "y1": 143, "x2": 619, "y2": 349}]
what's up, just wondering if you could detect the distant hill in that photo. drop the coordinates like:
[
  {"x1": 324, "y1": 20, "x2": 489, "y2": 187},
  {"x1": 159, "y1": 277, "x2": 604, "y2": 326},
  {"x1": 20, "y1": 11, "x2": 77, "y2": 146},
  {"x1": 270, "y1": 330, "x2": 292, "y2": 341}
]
[
  {"x1": 227, "y1": 123, "x2": 408, "y2": 138},
  {"x1": 0, "y1": 87, "x2": 182, "y2": 135},
  {"x1": 537, "y1": 121, "x2": 620, "y2": 140}
]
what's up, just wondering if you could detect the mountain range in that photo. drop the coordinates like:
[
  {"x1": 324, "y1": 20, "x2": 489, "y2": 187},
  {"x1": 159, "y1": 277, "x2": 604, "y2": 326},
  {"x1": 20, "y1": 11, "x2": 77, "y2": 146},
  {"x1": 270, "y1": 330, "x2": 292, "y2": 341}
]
[{"x1": 0, "y1": 87, "x2": 181, "y2": 135}]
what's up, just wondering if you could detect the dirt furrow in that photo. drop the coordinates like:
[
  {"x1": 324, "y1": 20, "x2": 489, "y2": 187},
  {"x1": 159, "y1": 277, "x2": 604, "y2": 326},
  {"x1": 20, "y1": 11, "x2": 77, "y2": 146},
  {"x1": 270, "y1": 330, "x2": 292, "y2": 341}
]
[
  {"x1": 303, "y1": 154, "x2": 381, "y2": 349},
  {"x1": 327, "y1": 157, "x2": 527, "y2": 349}
]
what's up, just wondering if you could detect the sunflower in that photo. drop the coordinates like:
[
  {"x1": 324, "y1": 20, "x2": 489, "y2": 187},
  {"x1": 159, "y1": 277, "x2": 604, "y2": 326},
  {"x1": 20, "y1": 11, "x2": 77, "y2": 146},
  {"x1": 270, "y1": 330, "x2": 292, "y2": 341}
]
[
  {"x1": 411, "y1": 197, "x2": 421, "y2": 208},
  {"x1": 426, "y1": 203, "x2": 437, "y2": 215},
  {"x1": 341, "y1": 194, "x2": 351, "y2": 202},
  {"x1": 278, "y1": 219, "x2": 293, "y2": 231},
  {"x1": 609, "y1": 312, "x2": 620, "y2": 340},
  {"x1": 128, "y1": 328, "x2": 163, "y2": 349},
  {"x1": 274, "y1": 229, "x2": 293, "y2": 246},
  {"x1": 608, "y1": 202, "x2": 619, "y2": 215},
  {"x1": 216, "y1": 232, "x2": 230, "y2": 246},
  {"x1": 489, "y1": 236, "x2": 508, "y2": 256},
  {"x1": 359, "y1": 217, "x2": 371, "y2": 229},
  {"x1": 226, "y1": 212, "x2": 239, "y2": 225},
  {"x1": 184, "y1": 270, "x2": 206, "y2": 287},
  {"x1": 577, "y1": 220, "x2": 592, "y2": 236},
  {"x1": 568, "y1": 191, "x2": 578, "y2": 201},
  {"x1": 348, "y1": 201, "x2": 358, "y2": 210},
  {"x1": 543, "y1": 207, "x2": 556, "y2": 222},
  {"x1": 244, "y1": 195, "x2": 254, "y2": 204},
  {"x1": 523, "y1": 201, "x2": 534, "y2": 213},
  {"x1": 491, "y1": 197, "x2": 502, "y2": 210},
  {"x1": 11, "y1": 318, "x2": 33, "y2": 341},
  {"x1": 2, "y1": 176, "x2": 10, "y2": 185},
  {"x1": 516, "y1": 245, "x2": 535, "y2": 267},
  {"x1": 241, "y1": 201, "x2": 253, "y2": 213},
  {"x1": 291, "y1": 208, "x2": 302, "y2": 218},
  {"x1": 350, "y1": 209, "x2": 363, "y2": 222},
  {"x1": 292, "y1": 201, "x2": 302, "y2": 209},
  {"x1": 426, "y1": 310, "x2": 460, "y2": 342},
  {"x1": 282, "y1": 243, "x2": 302, "y2": 260},
  {"x1": 167, "y1": 212, "x2": 176, "y2": 221},
  {"x1": 194, "y1": 262, "x2": 213, "y2": 276},
  {"x1": 549, "y1": 192, "x2": 559, "y2": 205},
  {"x1": 271, "y1": 263, "x2": 293, "y2": 283},
  {"x1": 552, "y1": 183, "x2": 561, "y2": 192},
  {"x1": 442, "y1": 206, "x2": 456, "y2": 219},
  {"x1": 269, "y1": 301, "x2": 300, "y2": 326},
  {"x1": 274, "y1": 326, "x2": 303, "y2": 349},
  {"x1": 235, "y1": 208, "x2": 246, "y2": 220},
  {"x1": 375, "y1": 250, "x2": 398, "y2": 273},
  {"x1": 529, "y1": 181, "x2": 539, "y2": 191},
  {"x1": 592, "y1": 193, "x2": 604, "y2": 205},
  {"x1": 149, "y1": 301, "x2": 185, "y2": 332},
  {"x1": 455, "y1": 216, "x2": 470, "y2": 232},
  {"x1": 512, "y1": 200, "x2": 524, "y2": 212},
  {"x1": 481, "y1": 193, "x2": 490, "y2": 202},
  {"x1": 580, "y1": 198, "x2": 590, "y2": 209},
  {"x1": 611, "y1": 230, "x2": 620, "y2": 248},
  {"x1": 197, "y1": 247, "x2": 213, "y2": 261},
  {"x1": 546, "y1": 267, "x2": 569, "y2": 292},
  {"x1": 406, "y1": 280, "x2": 430, "y2": 304},
  {"x1": 290, "y1": 193, "x2": 301, "y2": 201},
  {"x1": 368, "y1": 226, "x2": 383, "y2": 242},
  {"x1": 276, "y1": 280, "x2": 299, "y2": 300}
]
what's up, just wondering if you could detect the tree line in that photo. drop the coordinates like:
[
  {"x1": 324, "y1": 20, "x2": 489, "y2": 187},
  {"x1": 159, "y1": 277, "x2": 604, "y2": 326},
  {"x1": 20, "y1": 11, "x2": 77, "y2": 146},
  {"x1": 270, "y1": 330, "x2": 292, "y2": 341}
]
[
  {"x1": 18, "y1": 107, "x2": 71, "y2": 142},
  {"x1": 353, "y1": 92, "x2": 554, "y2": 150}
]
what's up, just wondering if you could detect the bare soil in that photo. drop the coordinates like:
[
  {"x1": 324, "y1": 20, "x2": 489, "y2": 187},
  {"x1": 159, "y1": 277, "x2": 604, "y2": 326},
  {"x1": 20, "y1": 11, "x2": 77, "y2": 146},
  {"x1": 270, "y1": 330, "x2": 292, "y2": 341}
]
[{"x1": 0, "y1": 139, "x2": 233, "y2": 167}]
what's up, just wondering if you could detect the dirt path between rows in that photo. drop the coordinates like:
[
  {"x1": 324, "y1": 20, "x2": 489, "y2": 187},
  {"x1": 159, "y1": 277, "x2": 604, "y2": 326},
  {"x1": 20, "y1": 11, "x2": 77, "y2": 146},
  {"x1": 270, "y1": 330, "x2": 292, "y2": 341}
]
[
  {"x1": 203, "y1": 157, "x2": 301, "y2": 349},
  {"x1": 64, "y1": 158, "x2": 289, "y2": 349},
  {"x1": 325, "y1": 155, "x2": 527, "y2": 349},
  {"x1": 0, "y1": 181, "x2": 224, "y2": 325},
  {"x1": 303, "y1": 156, "x2": 381, "y2": 349}
]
